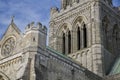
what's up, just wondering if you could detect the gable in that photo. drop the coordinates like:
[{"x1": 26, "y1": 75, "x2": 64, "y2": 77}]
[
  {"x1": 1, "y1": 22, "x2": 22, "y2": 42},
  {"x1": 0, "y1": 22, "x2": 23, "y2": 59}
]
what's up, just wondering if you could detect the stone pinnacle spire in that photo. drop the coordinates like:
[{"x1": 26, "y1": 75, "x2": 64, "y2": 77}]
[{"x1": 11, "y1": 16, "x2": 15, "y2": 23}]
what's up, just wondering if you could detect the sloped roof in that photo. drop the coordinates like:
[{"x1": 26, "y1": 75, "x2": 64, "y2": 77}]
[{"x1": 110, "y1": 56, "x2": 120, "y2": 75}]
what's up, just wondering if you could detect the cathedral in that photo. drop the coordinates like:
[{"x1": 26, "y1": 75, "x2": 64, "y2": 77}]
[{"x1": 0, "y1": 0, "x2": 120, "y2": 80}]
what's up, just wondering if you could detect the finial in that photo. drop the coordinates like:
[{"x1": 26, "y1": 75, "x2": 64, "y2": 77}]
[{"x1": 11, "y1": 16, "x2": 15, "y2": 23}]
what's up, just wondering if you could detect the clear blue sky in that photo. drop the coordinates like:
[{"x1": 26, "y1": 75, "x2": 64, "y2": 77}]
[{"x1": 0, "y1": 0, "x2": 120, "y2": 38}]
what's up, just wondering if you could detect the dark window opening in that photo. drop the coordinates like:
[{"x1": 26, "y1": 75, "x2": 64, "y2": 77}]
[
  {"x1": 62, "y1": 33, "x2": 66, "y2": 54},
  {"x1": 68, "y1": 31, "x2": 71, "y2": 54},
  {"x1": 77, "y1": 27, "x2": 81, "y2": 50},
  {"x1": 83, "y1": 24, "x2": 87, "y2": 48},
  {"x1": 33, "y1": 37, "x2": 36, "y2": 42}
]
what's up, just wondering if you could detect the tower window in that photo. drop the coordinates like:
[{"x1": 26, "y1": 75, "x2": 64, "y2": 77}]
[
  {"x1": 77, "y1": 27, "x2": 81, "y2": 50},
  {"x1": 68, "y1": 31, "x2": 71, "y2": 54},
  {"x1": 62, "y1": 33, "x2": 66, "y2": 54},
  {"x1": 33, "y1": 37, "x2": 36, "y2": 42},
  {"x1": 83, "y1": 24, "x2": 87, "y2": 48}
]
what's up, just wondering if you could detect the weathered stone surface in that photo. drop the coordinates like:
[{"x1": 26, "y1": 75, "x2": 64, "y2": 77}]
[{"x1": 0, "y1": 0, "x2": 120, "y2": 80}]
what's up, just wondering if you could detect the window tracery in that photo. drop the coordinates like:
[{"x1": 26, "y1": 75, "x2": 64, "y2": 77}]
[{"x1": 1, "y1": 37, "x2": 15, "y2": 56}]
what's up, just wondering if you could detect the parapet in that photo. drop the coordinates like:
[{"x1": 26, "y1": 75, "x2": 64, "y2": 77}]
[
  {"x1": 37, "y1": 22, "x2": 47, "y2": 34},
  {"x1": 25, "y1": 22, "x2": 47, "y2": 34}
]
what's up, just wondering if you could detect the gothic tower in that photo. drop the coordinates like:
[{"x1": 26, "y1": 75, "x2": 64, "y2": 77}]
[{"x1": 49, "y1": 0, "x2": 120, "y2": 77}]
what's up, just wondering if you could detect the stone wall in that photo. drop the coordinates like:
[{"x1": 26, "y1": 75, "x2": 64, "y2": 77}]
[
  {"x1": 49, "y1": 0, "x2": 120, "y2": 77},
  {"x1": 35, "y1": 47, "x2": 103, "y2": 80},
  {"x1": 105, "y1": 74, "x2": 120, "y2": 80}
]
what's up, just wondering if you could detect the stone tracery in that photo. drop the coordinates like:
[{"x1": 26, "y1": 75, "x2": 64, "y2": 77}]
[{"x1": 1, "y1": 37, "x2": 15, "y2": 56}]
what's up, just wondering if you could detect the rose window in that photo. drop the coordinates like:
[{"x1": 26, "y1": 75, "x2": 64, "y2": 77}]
[{"x1": 1, "y1": 37, "x2": 15, "y2": 56}]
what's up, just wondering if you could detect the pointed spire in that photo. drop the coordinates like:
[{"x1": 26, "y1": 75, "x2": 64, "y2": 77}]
[{"x1": 11, "y1": 16, "x2": 15, "y2": 23}]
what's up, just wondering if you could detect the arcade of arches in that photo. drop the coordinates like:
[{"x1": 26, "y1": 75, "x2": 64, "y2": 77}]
[
  {"x1": 58, "y1": 17, "x2": 88, "y2": 55},
  {"x1": 57, "y1": 16, "x2": 120, "y2": 55}
]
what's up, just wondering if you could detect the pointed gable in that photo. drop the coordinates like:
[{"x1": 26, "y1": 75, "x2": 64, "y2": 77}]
[
  {"x1": 1, "y1": 21, "x2": 22, "y2": 41},
  {"x1": 0, "y1": 18, "x2": 24, "y2": 59},
  {"x1": 5, "y1": 22, "x2": 21, "y2": 36}
]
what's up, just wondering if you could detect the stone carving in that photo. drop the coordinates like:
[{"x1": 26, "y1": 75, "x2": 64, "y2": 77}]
[{"x1": 1, "y1": 37, "x2": 15, "y2": 56}]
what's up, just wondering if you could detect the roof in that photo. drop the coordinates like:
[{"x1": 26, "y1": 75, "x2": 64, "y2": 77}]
[
  {"x1": 46, "y1": 46, "x2": 84, "y2": 69},
  {"x1": 46, "y1": 46, "x2": 70, "y2": 60},
  {"x1": 110, "y1": 56, "x2": 120, "y2": 75}
]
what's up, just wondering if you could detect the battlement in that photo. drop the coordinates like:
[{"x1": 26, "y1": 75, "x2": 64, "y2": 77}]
[{"x1": 25, "y1": 22, "x2": 47, "y2": 34}]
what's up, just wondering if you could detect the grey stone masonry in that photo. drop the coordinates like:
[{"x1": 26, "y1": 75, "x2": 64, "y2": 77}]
[{"x1": 49, "y1": 0, "x2": 120, "y2": 77}]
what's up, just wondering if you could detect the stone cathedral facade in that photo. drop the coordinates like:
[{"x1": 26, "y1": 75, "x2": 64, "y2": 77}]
[{"x1": 0, "y1": 0, "x2": 120, "y2": 80}]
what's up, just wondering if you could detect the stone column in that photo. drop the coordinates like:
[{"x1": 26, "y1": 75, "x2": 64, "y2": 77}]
[
  {"x1": 72, "y1": 30, "x2": 77, "y2": 53},
  {"x1": 81, "y1": 27, "x2": 84, "y2": 49},
  {"x1": 87, "y1": 23, "x2": 92, "y2": 47},
  {"x1": 56, "y1": 36, "x2": 63, "y2": 53},
  {"x1": 65, "y1": 33, "x2": 68, "y2": 55},
  {"x1": 71, "y1": 30, "x2": 74, "y2": 53}
]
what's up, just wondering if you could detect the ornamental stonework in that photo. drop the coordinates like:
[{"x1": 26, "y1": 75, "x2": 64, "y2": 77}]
[{"x1": 1, "y1": 37, "x2": 15, "y2": 57}]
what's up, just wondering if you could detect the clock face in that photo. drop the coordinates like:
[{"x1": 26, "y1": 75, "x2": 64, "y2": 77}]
[{"x1": 1, "y1": 37, "x2": 15, "y2": 56}]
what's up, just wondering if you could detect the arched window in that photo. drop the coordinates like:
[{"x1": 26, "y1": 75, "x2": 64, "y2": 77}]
[
  {"x1": 62, "y1": 33, "x2": 66, "y2": 54},
  {"x1": 77, "y1": 27, "x2": 81, "y2": 50},
  {"x1": 68, "y1": 31, "x2": 71, "y2": 54},
  {"x1": 83, "y1": 24, "x2": 87, "y2": 48}
]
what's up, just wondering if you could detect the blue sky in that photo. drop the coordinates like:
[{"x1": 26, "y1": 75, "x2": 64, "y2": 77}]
[
  {"x1": 0, "y1": 0, "x2": 60, "y2": 37},
  {"x1": 0, "y1": 0, "x2": 120, "y2": 38}
]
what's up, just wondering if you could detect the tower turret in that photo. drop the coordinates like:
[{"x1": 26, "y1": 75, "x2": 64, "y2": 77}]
[{"x1": 24, "y1": 22, "x2": 47, "y2": 49}]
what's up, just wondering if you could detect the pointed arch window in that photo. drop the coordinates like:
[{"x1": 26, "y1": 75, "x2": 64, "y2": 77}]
[
  {"x1": 62, "y1": 33, "x2": 66, "y2": 54},
  {"x1": 68, "y1": 31, "x2": 71, "y2": 54},
  {"x1": 77, "y1": 27, "x2": 81, "y2": 50},
  {"x1": 83, "y1": 24, "x2": 87, "y2": 48}
]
